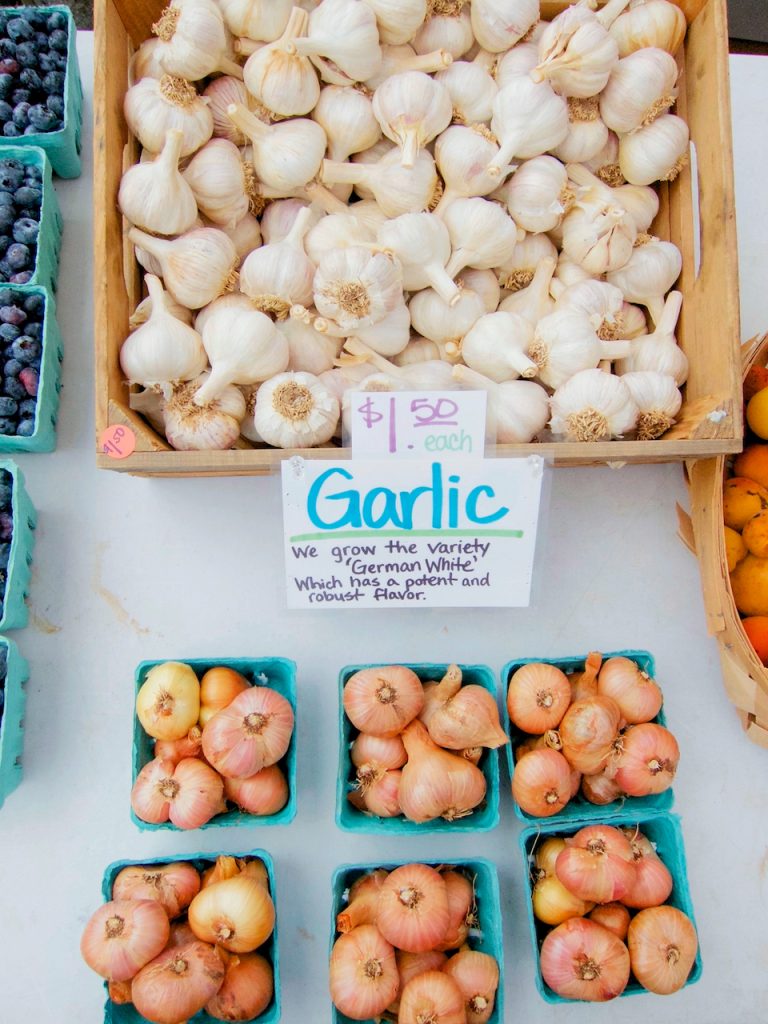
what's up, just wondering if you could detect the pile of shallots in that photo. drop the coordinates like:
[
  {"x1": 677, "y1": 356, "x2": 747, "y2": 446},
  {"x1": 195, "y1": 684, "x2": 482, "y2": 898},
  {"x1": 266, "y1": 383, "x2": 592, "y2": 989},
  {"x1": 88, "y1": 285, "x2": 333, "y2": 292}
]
[
  {"x1": 508, "y1": 652, "x2": 679, "y2": 816},
  {"x1": 81, "y1": 855, "x2": 276, "y2": 1022},
  {"x1": 118, "y1": 0, "x2": 692, "y2": 452},
  {"x1": 330, "y1": 862, "x2": 500, "y2": 1022},
  {"x1": 530, "y1": 824, "x2": 698, "y2": 1000},
  {"x1": 131, "y1": 661, "x2": 293, "y2": 828},
  {"x1": 343, "y1": 664, "x2": 508, "y2": 823}
]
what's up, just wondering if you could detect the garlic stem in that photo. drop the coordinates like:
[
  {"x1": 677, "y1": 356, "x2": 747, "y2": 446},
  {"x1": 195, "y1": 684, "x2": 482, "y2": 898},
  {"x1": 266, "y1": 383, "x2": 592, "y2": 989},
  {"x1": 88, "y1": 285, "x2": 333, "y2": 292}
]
[
  {"x1": 235, "y1": 37, "x2": 260, "y2": 57},
  {"x1": 423, "y1": 263, "x2": 460, "y2": 307},
  {"x1": 226, "y1": 102, "x2": 269, "y2": 142},
  {"x1": 321, "y1": 159, "x2": 370, "y2": 187},
  {"x1": 596, "y1": 0, "x2": 632, "y2": 28},
  {"x1": 654, "y1": 289, "x2": 683, "y2": 336}
]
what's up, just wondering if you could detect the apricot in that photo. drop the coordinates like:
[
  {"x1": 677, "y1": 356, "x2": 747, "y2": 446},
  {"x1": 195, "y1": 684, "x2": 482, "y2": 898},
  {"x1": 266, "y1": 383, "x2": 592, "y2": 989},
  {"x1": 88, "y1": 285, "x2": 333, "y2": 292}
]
[
  {"x1": 731, "y1": 554, "x2": 768, "y2": 616},
  {"x1": 747, "y1": 388, "x2": 768, "y2": 440},
  {"x1": 743, "y1": 512, "x2": 768, "y2": 558},
  {"x1": 725, "y1": 525, "x2": 748, "y2": 570},
  {"x1": 741, "y1": 617, "x2": 768, "y2": 665},
  {"x1": 722, "y1": 477, "x2": 768, "y2": 531},
  {"x1": 734, "y1": 445, "x2": 768, "y2": 489}
]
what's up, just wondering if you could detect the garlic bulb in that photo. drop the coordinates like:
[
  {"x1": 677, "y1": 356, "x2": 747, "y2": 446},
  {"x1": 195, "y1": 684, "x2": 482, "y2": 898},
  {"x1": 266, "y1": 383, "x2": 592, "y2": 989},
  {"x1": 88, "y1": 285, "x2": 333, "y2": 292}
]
[
  {"x1": 218, "y1": 0, "x2": 292, "y2": 40},
  {"x1": 321, "y1": 148, "x2": 439, "y2": 217},
  {"x1": 350, "y1": 138, "x2": 397, "y2": 199},
  {"x1": 350, "y1": 302, "x2": 411, "y2": 356},
  {"x1": 471, "y1": 0, "x2": 538, "y2": 52},
  {"x1": 561, "y1": 192, "x2": 636, "y2": 275},
  {"x1": 443, "y1": 197, "x2": 519, "y2": 276},
  {"x1": 254, "y1": 371, "x2": 340, "y2": 447},
  {"x1": 621, "y1": 370, "x2": 682, "y2": 439},
  {"x1": 213, "y1": 212, "x2": 263, "y2": 263},
  {"x1": 619, "y1": 113, "x2": 689, "y2": 186},
  {"x1": 194, "y1": 291, "x2": 254, "y2": 335},
  {"x1": 227, "y1": 103, "x2": 327, "y2": 191},
  {"x1": 118, "y1": 129, "x2": 198, "y2": 236},
  {"x1": 365, "y1": 44, "x2": 454, "y2": 90},
  {"x1": 319, "y1": 361, "x2": 380, "y2": 403},
  {"x1": 152, "y1": 0, "x2": 232, "y2": 81},
  {"x1": 584, "y1": 130, "x2": 623, "y2": 186},
  {"x1": 130, "y1": 39, "x2": 165, "y2": 85},
  {"x1": 124, "y1": 75, "x2": 214, "y2": 156},
  {"x1": 453, "y1": 363, "x2": 549, "y2": 442},
  {"x1": 314, "y1": 247, "x2": 403, "y2": 332},
  {"x1": 457, "y1": 268, "x2": 500, "y2": 313},
  {"x1": 130, "y1": 386, "x2": 166, "y2": 433},
  {"x1": 261, "y1": 199, "x2": 319, "y2": 243},
  {"x1": 305, "y1": 213, "x2": 374, "y2": 265},
  {"x1": 292, "y1": 0, "x2": 382, "y2": 83},
  {"x1": 372, "y1": 71, "x2": 452, "y2": 167},
  {"x1": 394, "y1": 336, "x2": 440, "y2": 365},
  {"x1": 600, "y1": 47, "x2": 678, "y2": 134},
  {"x1": 530, "y1": 310, "x2": 631, "y2": 389},
  {"x1": 194, "y1": 301, "x2": 289, "y2": 404},
  {"x1": 487, "y1": 77, "x2": 569, "y2": 175},
  {"x1": 433, "y1": 124, "x2": 507, "y2": 212},
  {"x1": 130, "y1": 289, "x2": 193, "y2": 330},
  {"x1": 615, "y1": 184, "x2": 659, "y2": 233},
  {"x1": 495, "y1": 41, "x2": 538, "y2": 87},
  {"x1": 550, "y1": 368, "x2": 639, "y2": 441},
  {"x1": 120, "y1": 275, "x2": 207, "y2": 389},
  {"x1": 531, "y1": 0, "x2": 628, "y2": 98},
  {"x1": 502, "y1": 156, "x2": 573, "y2": 234},
  {"x1": 616, "y1": 290, "x2": 688, "y2": 384},
  {"x1": 164, "y1": 373, "x2": 246, "y2": 449},
  {"x1": 497, "y1": 232, "x2": 557, "y2": 291},
  {"x1": 243, "y1": 7, "x2": 320, "y2": 116},
  {"x1": 377, "y1": 212, "x2": 460, "y2": 305},
  {"x1": 610, "y1": 0, "x2": 687, "y2": 57},
  {"x1": 313, "y1": 86, "x2": 381, "y2": 162},
  {"x1": 414, "y1": 6, "x2": 474, "y2": 59},
  {"x1": 622, "y1": 302, "x2": 649, "y2": 338},
  {"x1": 555, "y1": 279, "x2": 626, "y2": 341},
  {"x1": 550, "y1": 96, "x2": 609, "y2": 164},
  {"x1": 128, "y1": 226, "x2": 239, "y2": 309},
  {"x1": 409, "y1": 285, "x2": 485, "y2": 352},
  {"x1": 240, "y1": 206, "x2": 316, "y2": 317},
  {"x1": 203, "y1": 76, "x2": 259, "y2": 145},
  {"x1": 362, "y1": 0, "x2": 428, "y2": 46},
  {"x1": 280, "y1": 308, "x2": 344, "y2": 373},
  {"x1": 434, "y1": 51, "x2": 497, "y2": 123},
  {"x1": 500, "y1": 256, "x2": 556, "y2": 324},
  {"x1": 349, "y1": 200, "x2": 389, "y2": 235},
  {"x1": 461, "y1": 311, "x2": 537, "y2": 381},
  {"x1": 344, "y1": 337, "x2": 459, "y2": 389},
  {"x1": 182, "y1": 138, "x2": 253, "y2": 228},
  {"x1": 606, "y1": 235, "x2": 682, "y2": 325}
]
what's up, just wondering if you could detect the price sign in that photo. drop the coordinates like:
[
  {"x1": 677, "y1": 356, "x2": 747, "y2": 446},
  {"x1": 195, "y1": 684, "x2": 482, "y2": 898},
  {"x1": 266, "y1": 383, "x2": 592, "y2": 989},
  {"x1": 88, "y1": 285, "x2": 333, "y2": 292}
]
[
  {"x1": 350, "y1": 391, "x2": 487, "y2": 459},
  {"x1": 100, "y1": 425, "x2": 136, "y2": 459}
]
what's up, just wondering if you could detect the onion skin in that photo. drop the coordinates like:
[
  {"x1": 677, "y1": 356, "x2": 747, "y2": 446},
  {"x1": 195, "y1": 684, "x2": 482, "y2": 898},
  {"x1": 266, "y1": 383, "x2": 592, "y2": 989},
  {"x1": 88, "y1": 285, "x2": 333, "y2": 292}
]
[
  {"x1": 399, "y1": 719, "x2": 487, "y2": 823},
  {"x1": 81, "y1": 900, "x2": 170, "y2": 982},
  {"x1": 613, "y1": 723, "x2": 679, "y2": 796},
  {"x1": 188, "y1": 874, "x2": 275, "y2": 953},
  {"x1": 443, "y1": 949, "x2": 500, "y2": 1024},
  {"x1": 329, "y1": 925, "x2": 399, "y2": 1021},
  {"x1": 202, "y1": 685, "x2": 294, "y2": 779},
  {"x1": 434, "y1": 870, "x2": 474, "y2": 951},
  {"x1": 223, "y1": 764, "x2": 289, "y2": 815},
  {"x1": 507, "y1": 662, "x2": 572, "y2": 733},
  {"x1": 343, "y1": 665, "x2": 425, "y2": 737},
  {"x1": 512, "y1": 748, "x2": 572, "y2": 817},
  {"x1": 350, "y1": 732, "x2": 407, "y2": 770},
  {"x1": 559, "y1": 696, "x2": 622, "y2": 775},
  {"x1": 199, "y1": 666, "x2": 250, "y2": 727},
  {"x1": 540, "y1": 917, "x2": 630, "y2": 1001},
  {"x1": 628, "y1": 906, "x2": 698, "y2": 995},
  {"x1": 398, "y1": 970, "x2": 466, "y2": 1024},
  {"x1": 136, "y1": 662, "x2": 201, "y2": 742},
  {"x1": 206, "y1": 951, "x2": 274, "y2": 1021},
  {"x1": 112, "y1": 863, "x2": 201, "y2": 919},
  {"x1": 131, "y1": 940, "x2": 226, "y2": 1024},
  {"x1": 589, "y1": 902, "x2": 630, "y2": 941},
  {"x1": 388, "y1": 949, "x2": 448, "y2": 1015},
  {"x1": 377, "y1": 863, "x2": 450, "y2": 953},
  {"x1": 597, "y1": 656, "x2": 663, "y2": 724},
  {"x1": 533, "y1": 875, "x2": 594, "y2": 926},
  {"x1": 336, "y1": 869, "x2": 389, "y2": 934},
  {"x1": 555, "y1": 825, "x2": 637, "y2": 904},
  {"x1": 154, "y1": 726, "x2": 203, "y2": 765}
]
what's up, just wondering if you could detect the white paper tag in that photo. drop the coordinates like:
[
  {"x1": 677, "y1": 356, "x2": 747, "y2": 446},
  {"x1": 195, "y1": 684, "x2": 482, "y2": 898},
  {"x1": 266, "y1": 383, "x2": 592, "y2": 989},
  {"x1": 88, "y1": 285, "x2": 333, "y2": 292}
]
[
  {"x1": 349, "y1": 391, "x2": 487, "y2": 459},
  {"x1": 281, "y1": 457, "x2": 544, "y2": 609}
]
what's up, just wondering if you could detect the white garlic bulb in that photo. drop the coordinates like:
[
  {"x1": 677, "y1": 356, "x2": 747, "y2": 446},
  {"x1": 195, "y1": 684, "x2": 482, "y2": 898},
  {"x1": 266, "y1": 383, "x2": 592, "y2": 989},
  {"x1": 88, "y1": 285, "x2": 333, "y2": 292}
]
[
  {"x1": 610, "y1": 0, "x2": 687, "y2": 57},
  {"x1": 612, "y1": 184, "x2": 658, "y2": 234},
  {"x1": 124, "y1": 75, "x2": 214, "y2": 156},
  {"x1": 453, "y1": 363, "x2": 549, "y2": 443},
  {"x1": 502, "y1": 156, "x2": 573, "y2": 234},
  {"x1": 348, "y1": 199, "x2": 389, "y2": 235},
  {"x1": 497, "y1": 231, "x2": 558, "y2": 291},
  {"x1": 203, "y1": 76, "x2": 258, "y2": 145},
  {"x1": 471, "y1": 0, "x2": 539, "y2": 53},
  {"x1": 362, "y1": 0, "x2": 428, "y2": 46},
  {"x1": 600, "y1": 47, "x2": 678, "y2": 134},
  {"x1": 243, "y1": 7, "x2": 320, "y2": 116},
  {"x1": 606, "y1": 235, "x2": 682, "y2": 325},
  {"x1": 254, "y1": 371, "x2": 340, "y2": 447},
  {"x1": 531, "y1": 0, "x2": 627, "y2": 99},
  {"x1": 561, "y1": 192, "x2": 636, "y2": 275},
  {"x1": 409, "y1": 286, "x2": 485, "y2": 352},
  {"x1": 550, "y1": 97, "x2": 609, "y2": 164},
  {"x1": 457, "y1": 268, "x2": 500, "y2": 313},
  {"x1": 550, "y1": 368, "x2": 639, "y2": 441},
  {"x1": 292, "y1": 0, "x2": 382, "y2": 83},
  {"x1": 622, "y1": 302, "x2": 649, "y2": 338},
  {"x1": 372, "y1": 71, "x2": 452, "y2": 168},
  {"x1": 227, "y1": 103, "x2": 327, "y2": 191},
  {"x1": 488, "y1": 77, "x2": 569, "y2": 175},
  {"x1": 350, "y1": 138, "x2": 398, "y2": 199},
  {"x1": 313, "y1": 86, "x2": 381, "y2": 162},
  {"x1": 495, "y1": 41, "x2": 538, "y2": 87},
  {"x1": 120, "y1": 274, "x2": 207, "y2": 389},
  {"x1": 129, "y1": 289, "x2": 193, "y2": 330},
  {"x1": 394, "y1": 336, "x2": 440, "y2": 366},
  {"x1": 240, "y1": 206, "x2": 316, "y2": 318},
  {"x1": 304, "y1": 212, "x2": 373, "y2": 266},
  {"x1": 314, "y1": 247, "x2": 403, "y2": 332},
  {"x1": 261, "y1": 199, "x2": 319, "y2": 243},
  {"x1": 555, "y1": 279, "x2": 625, "y2": 340},
  {"x1": 194, "y1": 291, "x2": 253, "y2": 335},
  {"x1": 618, "y1": 113, "x2": 689, "y2": 186},
  {"x1": 377, "y1": 212, "x2": 460, "y2": 306},
  {"x1": 616, "y1": 290, "x2": 688, "y2": 384},
  {"x1": 128, "y1": 226, "x2": 239, "y2": 309},
  {"x1": 218, "y1": 0, "x2": 292, "y2": 40},
  {"x1": 213, "y1": 212, "x2": 263, "y2": 264},
  {"x1": 434, "y1": 51, "x2": 497, "y2": 123},
  {"x1": 129, "y1": 38, "x2": 165, "y2": 85},
  {"x1": 321, "y1": 148, "x2": 439, "y2": 217},
  {"x1": 365, "y1": 44, "x2": 454, "y2": 90},
  {"x1": 583, "y1": 130, "x2": 623, "y2": 186},
  {"x1": 500, "y1": 256, "x2": 557, "y2": 324},
  {"x1": 461, "y1": 311, "x2": 537, "y2": 382},
  {"x1": 319, "y1": 361, "x2": 381, "y2": 403},
  {"x1": 182, "y1": 138, "x2": 253, "y2": 228},
  {"x1": 433, "y1": 124, "x2": 508, "y2": 212},
  {"x1": 344, "y1": 337, "x2": 459, "y2": 388},
  {"x1": 530, "y1": 310, "x2": 630, "y2": 389},
  {"x1": 164, "y1": 373, "x2": 246, "y2": 450},
  {"x1": 279, "y1": 312, "x2": 343, "y2": 374},
  {"x1": 118, "y1": 129, "x2": 198, "y2": 236},
  {"x1": 443, "y1": 197, "x2": 519, "y2": 277},
  {"x1": 553, "y1": 250, "x2": 595, "y2": 288},
  {"x1": 413, "y1": 6, "x2": 474, "y2": 59},
  {"x1": 350, "y1": 302, "x2": 412, "y2": 356},
  {"x1": 621, "y1": 370, "x2": 682, "y2": 439},
  {"x1": 152, "y1": 0, "x2": 232, "y2": 81}
]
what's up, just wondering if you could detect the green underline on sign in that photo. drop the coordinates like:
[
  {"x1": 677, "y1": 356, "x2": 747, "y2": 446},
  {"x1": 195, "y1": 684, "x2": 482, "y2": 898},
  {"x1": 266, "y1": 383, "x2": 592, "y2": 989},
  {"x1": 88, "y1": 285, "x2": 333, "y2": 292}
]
[{"x1": 289, "y1": 529, "x2": 524, "y2": 542}]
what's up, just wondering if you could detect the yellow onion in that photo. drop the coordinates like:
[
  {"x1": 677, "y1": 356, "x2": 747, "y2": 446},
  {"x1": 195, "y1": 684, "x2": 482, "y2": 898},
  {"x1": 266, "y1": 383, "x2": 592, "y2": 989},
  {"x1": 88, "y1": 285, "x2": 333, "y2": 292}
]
[
  {"x1": 136, "y1": 661, "x2": 201, "y2": 741},
  {"x1": 336, "y1": 869, "x2": 388, "y2": 934},
  {"x1": 206, "y1": 951, "x2": 274, "y2": 1021},
  {"x1": 581, "y1": 770, "x2": 623, "y2": 805},
  {"x1": 628, "y1": 905, "x2": 698, "y2": 995},
  {"x1": 512, "y1": 748, "x2": 572, "y2": 817},
  {"x1": 112, "y1": 862, "x2": 201, "y2": 919},
  {"x1": 399, "y1": 719, "x2": 487, "y2": 823},
  {"x1": 398, "y1": 970, "x2": 466, "y2": 1024},
  {"x1": 199, "y1": 665, "x2": 250, "y2": 727},
  {"x1": 81, "y1": 900, "x2": 170, "y2": 981},
  {"x1": 535, "y1": 837, "x2": 567, "y2": 878},
  {"x1": 343, "y1": 665, "x2": 425, "y2": 737},
  {"x1": 559, "y1": 696, "x2": 622, "y2": 775},
  {"x1": 108, "y1": 979, "x2": 132, "y2": 1005},
  {"x1": 507, "y1": 662, "x2": 571, "y2": 733},
  {"x1": 188, "y1": 872, "x2": 275, "y2": 953},
  {"x1": 533, "y1": 875, "x2": 594, "y2": 926},
  {"x1": 154, "y1": 726, "x2": 203, "y2": 765},
  {"x1": 555, "y1": 824, "x2": 637, "y2": 904},
  {"x1": 540, "y1": 918, "x2": 630, "y2": 1001},
  {"x1": 435, "y1": 870, "x2": 474, "y2": 951},
  {"x1": 377, "y1": 863, "x2": 449, "y2": 953},
  {"x1": 329, "y1": 924, "x2": 399, "y2": 1021},
  {"x1": 202, "y1": 685, "x2": 294, "y2": 778},
  {"x1": 443, "y1": 949, "x2": 500, "y2": 1024},
  {"x1": 420, "y1": 664, "x2": 463, "y2": 728},
  {"x1": 131, "y1": 940, "x2": 226, "y2": 1024},
  {"x1": 224, "y1": 764, "x2": 289, "y2": 815},
  {"x1": 201, "y1": 855, "x2": 242, "y2": 890},
  {"x1": 589, "y1": 902, "x2": 630, "y2": 941}
]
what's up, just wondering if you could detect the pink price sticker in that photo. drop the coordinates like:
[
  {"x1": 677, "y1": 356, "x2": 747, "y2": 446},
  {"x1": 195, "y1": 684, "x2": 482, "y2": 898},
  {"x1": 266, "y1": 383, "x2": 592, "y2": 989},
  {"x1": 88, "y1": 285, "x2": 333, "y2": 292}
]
[{"x1": 100, "y1": 424, "x2": 136, "y2": 459}]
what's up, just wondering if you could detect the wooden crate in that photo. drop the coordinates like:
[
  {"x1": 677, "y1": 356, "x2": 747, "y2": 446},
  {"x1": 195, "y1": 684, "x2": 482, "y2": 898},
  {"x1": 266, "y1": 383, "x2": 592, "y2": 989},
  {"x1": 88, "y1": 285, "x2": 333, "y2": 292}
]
[
  {"x1": 94, "y1": 0, "x2": 741, "y2": 476},
  {"x1": 683, "y1": 333, "x2": 768, "y2": 749}
]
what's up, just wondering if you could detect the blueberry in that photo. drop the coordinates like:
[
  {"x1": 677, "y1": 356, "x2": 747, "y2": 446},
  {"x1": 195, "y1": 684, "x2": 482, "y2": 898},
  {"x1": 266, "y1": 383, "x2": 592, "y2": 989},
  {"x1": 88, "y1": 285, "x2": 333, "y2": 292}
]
[
  {"x1": 0, "y1": 190, "x2": 13, "y2": 206},
  {"x1": 37, "y1": 51, "x2": 56, "y2": 74},
  {"x1": 14, "y1": 186, "x2": 39, "y2": 209},
  {"x1": 12, "y1": 103, "x2": 30, "y2": 129},
  {"x1": 0, "y1": 419, "x2": 13, "y2": 437},
  {"x1": 14, "y1": 43, "x2": 38, "y2": 70},
  {"x1": 35, "y1": 31, "x2": 49, "y2": 49},
  {"x1": 52, "y1": 51, "x2": 67, "y2": 71},
  {"x1": 42, "y1": 71, "x2": 65, "y2": 95},
  {"x1": 28, "y1": 104, "x2": 58, "y2": 132},
  {"x1": 0, "y1": 164, "x2": 23, "y2": 191},
  {"x1": 25, "y1": 322, "x2": 42, "y2": 340},
  {"x1": 0, "y1": 40, "x2": 17, "y2": 60},
  {"x1": 0, "y1": 100, "x2": 12, "y2": 125},
  {"x1": 19, "y1": 367, "x2": 37, "y2": 396},
  {"x1": 0, "y1": 396, "x2": 18, "y2": 418},
  {"x1": 5, "y1": 244, "x2": 28, "y2": 271},
  {"x1": 3, "y1": 377, "x2": 25, "y2": 400},
  {"x1": 12, "y1": 336, "x2": 39, "y2": 361},
  {"x1": 0, "y1": 74, "x2": 13, "y2": 103},
  {"x1": 19, "y1": 68, "x2": 41, "y2": 92},
  {"x1": 9, "y1": 271, "x2": 32, "y2": 284},
  {"x1": 4, "y1": 359, "x2": 20, "y2": 378},
  {"x1": 0, "y1": 324, "x2": 19, "y2": 343},
  {"x1": 16, "y1": 417, "x2": 34, "y2": 437},
  {"x1": 19, "y1": 397, "x2": 35, "y2": 417},
  {"x1": 1, "y1": 124, "x2": 21, "y2": 138},
  {"x1": 7, "y1": 18, "x2": 34, "y2": 43},
  {"x1": 12, "y1": 88, "x2": 32, "y2": 106},
  {"x1": 0, "y1": 477, "x2": 11, "y2": 505},
  {"x1": 0, "y1": 208, "x2": 13, "y2": 232},
  {"x1": 0, "y1": 238, "x2": 9, "y2": 258},
  {"x1": 23, "y1": 293, "x2": 43, "y2": 315},
  {"x1": 0, "y1": 306, "x2": 25, "y2": 326},
  {"x1": 0, "y1": 57, "x2": 19, "y2": 77},
  {"x1": 46, "y1": 94, "x2": 64, "y2": 118},
  {"x1": 12, "y1": 218, "x2": 38, "y2": 245}
]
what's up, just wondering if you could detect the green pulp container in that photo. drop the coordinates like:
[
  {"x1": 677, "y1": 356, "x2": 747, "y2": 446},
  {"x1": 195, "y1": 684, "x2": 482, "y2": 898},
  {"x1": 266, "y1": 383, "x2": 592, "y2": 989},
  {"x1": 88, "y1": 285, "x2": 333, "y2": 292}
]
[
  {"x1": 0, "y1": 147, "x2": 62, "y2": 292},
  {"x1": 0, "y1": 636, "x2": 29, "y2": 808},
  {"x1": 0, "y1": 460, "x2": 36, "y2": 631}
]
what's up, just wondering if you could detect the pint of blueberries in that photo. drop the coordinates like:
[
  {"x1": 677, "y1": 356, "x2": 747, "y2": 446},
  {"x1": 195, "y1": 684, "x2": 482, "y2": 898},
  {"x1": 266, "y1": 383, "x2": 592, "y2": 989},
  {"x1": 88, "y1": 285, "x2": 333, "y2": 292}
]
[
  {"x1": 0, "y1": 10, "x2": 69, "y2": 141},
  {"x1": 0, "y1": 288, "x2": 43, "y2": 437},
  {"x1": 0, "y1": 470, "x2": 12, "y2": 646},
  {"x1": 0, "y1": 156, "x2": 43, "y2": 284}
]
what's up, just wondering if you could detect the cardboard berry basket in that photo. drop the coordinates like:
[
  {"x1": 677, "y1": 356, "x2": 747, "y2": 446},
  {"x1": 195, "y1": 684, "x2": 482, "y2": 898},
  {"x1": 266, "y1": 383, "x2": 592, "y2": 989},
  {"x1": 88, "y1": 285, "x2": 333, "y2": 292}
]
[
  {"x1": 94, "y1": 0, "x2": 740, "y2": 476},
  {"x1": 0, "y1": 636, "x2": 29, "y2": 808}
]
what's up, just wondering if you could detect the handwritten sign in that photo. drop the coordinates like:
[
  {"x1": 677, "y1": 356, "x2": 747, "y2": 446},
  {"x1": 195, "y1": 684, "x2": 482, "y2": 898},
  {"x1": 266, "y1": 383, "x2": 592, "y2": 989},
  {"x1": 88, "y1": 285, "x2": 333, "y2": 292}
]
[
  {"x1": 100, "y1": 425, "x2": 136, "y2": 459},
  {"x1": 281, "y1": 456, "x2": 544, "y2": 608},
  {"x1": 350, "y1": 391, "x2": 487, "y2": 459}
]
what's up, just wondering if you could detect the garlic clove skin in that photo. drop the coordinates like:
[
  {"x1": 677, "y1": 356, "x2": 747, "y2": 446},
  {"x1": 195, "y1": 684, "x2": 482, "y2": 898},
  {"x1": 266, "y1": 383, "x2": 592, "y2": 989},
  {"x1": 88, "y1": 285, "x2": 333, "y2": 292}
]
[
  {"x1": 209, "y1": 211, "x2": 263, "y2": 265},
  {"x1": 254, "y1": 370, "x2": 340, "y2": 447},
  {"x1": 495, "y1": 41, "x2": 538, "y2": 88},
  {"x1": 182, "y1": 138, "x2": 253, "y2": 229},
  {"x1": 377, "y1": 212, "x2": 460, "y2": 306},
  {"x1": 203, "y1": 75, "x2": 266, "y2": 146},
  {"x1": 599, "y1": 47, "x2": 678, "y2": 135},
  {"x1": 434, "y1": 56, "x2": 497, "y2": 124},
  {"x1": 619, "y1": 113, "x2": 689, "y2": 186},
  {"x1": 456, "y1": 268, "x2": 500, "y2": 314},
  {"x1": 130, "y1": 291, "x2": 194, "y2": 330},
  {"x1": 243, "y1": 7, "x2": 320, "y2": 116},
  {"x1": 218, "y1": 0, "x2": 293, "y2": 41},
  {"x1": 501, "y1": 155, "x2": 574, "y2": 234},
  {"x1": 497, "y1": 231, "x2": 558, "y2": 292},
  {"x1": 470, "y1": 0, "x2": 539, "y2": 53},
  {"x1": 609, "y1": 0, "x2": 687, "y2": 57},
  {"x1": 583, "y1": 129, "x2": 624, "y2": 186},
  {"x1": 291, "y1": 0, "x2": 383, "y2": 83},
  {"x1": 314, "y1": 246, "x2": 403, "y2": 333},
  {"x1": 163, "y1": 373, "x2": 246, "y2": 450},
  {"x1": 372, "y1": 71, "x2": 452, "y2": 168},
  {"x1": 227, "y1": 103, "x2": 327, "y2": 191},
  {"x1": 362, "y1": 0, "x2": 428, "y2": 46},
  {"x1": 153, "y1": 0, "x2": 230, "y2": 81},
  {"x1": 393, "y1": 336, "x2": 441, "y2": 366},
  {"x1": 561, "y1": 193, "x2": 637, "y2": 276},
  {"x1": 460, "y1": 310, "x2": 537, "y2": 382},
  {"x1": 614, "y1": 184, "x2": 659, "y2": 234},
  {"x1": 128, "y1": 226, "x2": 239, "y2": 310},
  {"x1": 550, "y1": 368, "x2": 639, "y2": 442},
  {"x1": 118, "y1": 129, "x2": 199, "y2": 236},
  {"x1": 413, "y1": 7, "x2": 474, "y2": 60},
  {"x1": 194, "y1": 291, "x2": 254, "y2": 335},
  {"x1": 453, "y1": 363, "x2": 549, "y2": 443},
  {"x1": 124, "y1": 75, "x2": 214, "y2": 156},
  {"x1": 345, "y1": 337, "x2": 461, "y2": 389},
  {"x1": 529, "y1": 309, "x2": 630, "y2": 390},
  {"x1": 350, "y1": 138, "x2": 398, "y2": 200},
  {"x1": 555, "y1": 279, "x2": 626, "y2": 341},
  {"x1": 615, "y1": 290, "x2": 688, "y2": 385},
  {"x1": 553, "y1": 250, "x2": 596, "y2": 290},
  {"x1": 550, "y1": 96, "x2": 609, "y2": 164},
  {"x1": 488, "y1": 77, "x2": 570, "y2": 174},
  {"x1": 621, "y1": 370, "x2": 682, "y2": 439},
  {"x1": 312, "y1": 85, "x2": 382, "y2": 162},
  {"x1": 409, "y1": 285, "x2": 485, "y2": 350}
]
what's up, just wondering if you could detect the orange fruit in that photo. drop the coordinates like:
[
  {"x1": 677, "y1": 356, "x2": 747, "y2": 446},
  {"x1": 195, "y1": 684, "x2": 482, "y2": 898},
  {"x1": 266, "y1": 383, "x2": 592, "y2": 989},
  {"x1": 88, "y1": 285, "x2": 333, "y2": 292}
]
[
  {"x1": 723, "y1": 477, "x2": 768, "y2": 531},
  {"x1": 744, "y1": 366, "x2": 768, "y2": 403},
  {"x1": 724, "y1": 525, "x2": 748, "y2": 570},
  {"x1": 734, "y1": 445, "x2": 768, "y2": 489},
  {"x1": 742, "y1": 617, "x2": 768, "y2": 665},
  {"x1": 746, "y1": 388, "x2": 768, "y2": 439},
  {"x1": 743, "y1": 512, "x2": 768, "y2": 558},
  {"x1": 731, "y1": 554, "x2": 768, "y2": 616}
]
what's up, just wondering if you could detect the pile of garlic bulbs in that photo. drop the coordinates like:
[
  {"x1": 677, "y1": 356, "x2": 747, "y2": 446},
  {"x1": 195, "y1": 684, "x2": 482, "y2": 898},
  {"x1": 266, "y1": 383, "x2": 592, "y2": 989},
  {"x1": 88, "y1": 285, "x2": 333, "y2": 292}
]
[{"x1": 118, "y1": 0, "x2": 692, "y2": 451}]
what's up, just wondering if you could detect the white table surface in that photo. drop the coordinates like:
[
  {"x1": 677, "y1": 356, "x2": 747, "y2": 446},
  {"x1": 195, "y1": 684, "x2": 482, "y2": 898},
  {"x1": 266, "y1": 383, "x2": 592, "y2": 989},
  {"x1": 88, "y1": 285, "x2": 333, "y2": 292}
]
[{"x1": 0, "y1": 34, "x2": 766, "y2": 1024}]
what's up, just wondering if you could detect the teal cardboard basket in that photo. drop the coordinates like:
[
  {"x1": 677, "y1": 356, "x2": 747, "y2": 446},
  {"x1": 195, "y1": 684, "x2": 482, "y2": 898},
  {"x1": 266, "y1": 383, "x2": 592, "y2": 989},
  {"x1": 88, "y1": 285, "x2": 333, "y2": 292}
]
[
  {"x1": 336, "y1": 662, "x2": 502, "y2": 835},
  {"x1": 519, "y1": 810, "x2": 703, "y2": 1004},
  {"x1": 330, "y1": 857, "x2": 505, "y2": 1024},
  {"x1": 131, "y1": 657, "x2": 297, "y2": 832},
  {"x1": 0, "y1": 147, "x2": 62, "y2": 292},
  {"x1": 0, "y1": 8, "x2": 83, "y2": 178},
  {"x1": 101, "y1": 849, "x2": 281, "y2": 1024},
  {"x1": 0, "y1": 285, "x2": 64, "y2": 453},
  {"x1": 0, "y1": 460, "x2": 36, "y2": 631},
  {"x1": 0, "y1": 636, "x2": 29, "y2": 808},
  {"x1": 502, "y1": 651, "x2": 674, "y2": 824}
]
